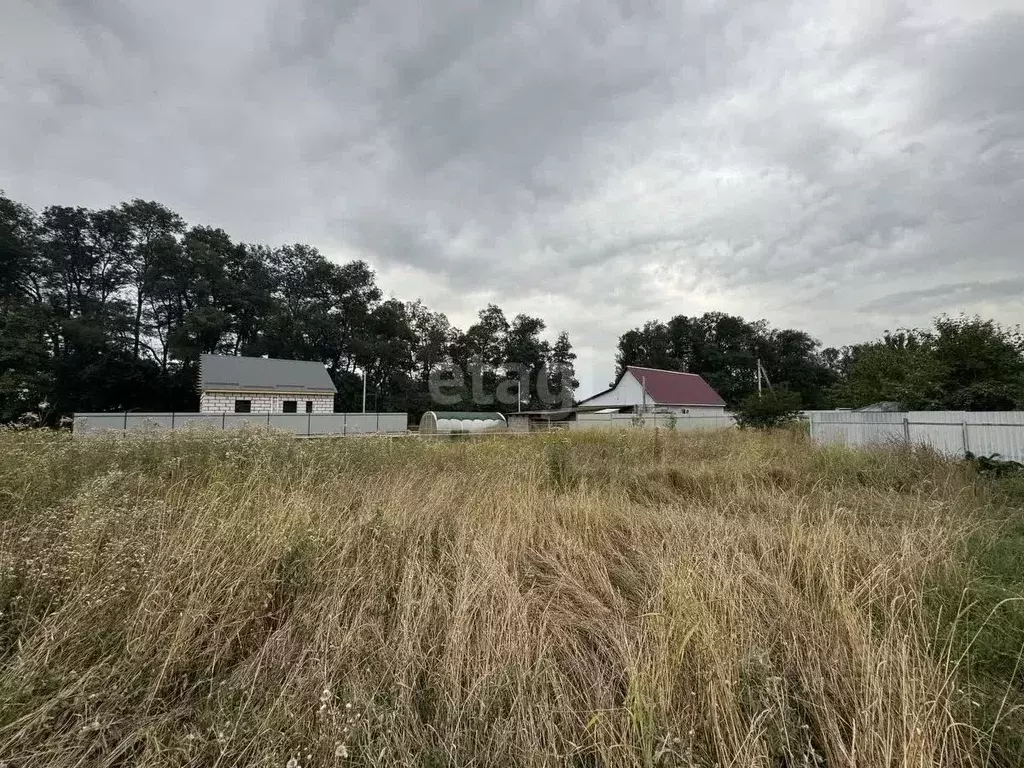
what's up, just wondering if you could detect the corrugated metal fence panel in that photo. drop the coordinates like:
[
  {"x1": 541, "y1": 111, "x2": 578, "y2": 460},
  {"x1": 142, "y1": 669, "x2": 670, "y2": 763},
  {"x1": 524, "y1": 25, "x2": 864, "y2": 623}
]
[
  {"x1": 809, "y1": 411, "x2": 1024, "y2": 462},
  {"x1": 811, "y1": 412, "x2": 905, "y2": 425},
  {"x1": 907, "y1": 411, "x2": 1024, "y2": 460},
  {"x1": 963, "y1": 412, "x2": 1024, "y2": 425},
  {"x1": 809, "y1": 412, "x2": 906, "y2": 448},
  {"x1": 906, "y1": 412, "x2": 962, "y2": 457},
  {"x1": 964, "y1": 411, "x2": 1024, "y2": 461}
]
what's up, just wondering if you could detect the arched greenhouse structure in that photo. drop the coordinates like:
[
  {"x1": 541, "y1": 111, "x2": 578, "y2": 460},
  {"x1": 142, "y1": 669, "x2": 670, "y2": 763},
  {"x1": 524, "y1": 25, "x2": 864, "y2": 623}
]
[{"x1": 418, "y1": 411, "x2": 507, "y2": 434}]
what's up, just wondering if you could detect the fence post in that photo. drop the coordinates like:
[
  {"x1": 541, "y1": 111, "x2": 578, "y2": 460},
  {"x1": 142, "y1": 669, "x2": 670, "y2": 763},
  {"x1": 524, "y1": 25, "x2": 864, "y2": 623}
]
[
  {"x1": 902, "y1": 417, "x2": 910, "y2": 445},
  {"x1": 307, "y1": 411, "x2": 312, "y2": 436},
  {"x1": 221, "y1": 413, "x2": 226, "y2": 431},
  {"x1": 124, "y1": 411, "x2": 128, "y2": 431},
  {"x1": 376, "y1": 411, "x2": 380, "y2": 433},
  {"x1": 962, "y1": 419, "x2": 970, "y2": 456}
]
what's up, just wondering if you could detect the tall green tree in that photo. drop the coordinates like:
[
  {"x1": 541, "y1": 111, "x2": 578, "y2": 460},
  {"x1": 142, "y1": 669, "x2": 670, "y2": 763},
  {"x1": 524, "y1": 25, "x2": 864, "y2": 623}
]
[
  {"x1": 837, "y1": 317, "x2": 1024, "y2": 410},
  {"x1": 406, "y1": 300, "x2": 456, "y2": 386},
  {"x1": 615, "y1": 321, "x2": 675, "y2": 376},
  {"x1": 503, "y1": 313, "x2": 550, "y2": 410},
  {"x1": 616, "y1": 312, "x2": 835, "y2": 407},
  {"x1": 119, "y1": 199, "x2": 185, "y2": 360},
  {"x1": 0, "y1": 194, "x2": 50, "y2": 419},
  {"x1": 353, "y1": 299, "x2": 416, "y2": 412},
  {"x1": 546, "y1": 331, "x2": 579, "y2": 407},
  {"x1": 757, "y1": 328, "x2": 836, "y2": 409},
  {"x1": 5, "y1": 188, "x2": 1020, "y2": 425},
  {"x1": 449, "y1": 304, "x2": 509, "y2": 409},
  {"x1": 932, "y1": 316, "x2": 1024, "y2": 410}
]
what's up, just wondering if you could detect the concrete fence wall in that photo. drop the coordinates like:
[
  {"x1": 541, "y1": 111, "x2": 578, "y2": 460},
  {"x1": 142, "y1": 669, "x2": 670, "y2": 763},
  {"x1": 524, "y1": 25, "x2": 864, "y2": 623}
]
[
  {"x1": 73, "y1": 412, "x2": 409, "y2": 437},
  {"x1": 808, "y1": 411, "x2": 1024, "y2": 461},
  {"x1": 570, "y1": 412, "x2": 736, "y2": 432}
]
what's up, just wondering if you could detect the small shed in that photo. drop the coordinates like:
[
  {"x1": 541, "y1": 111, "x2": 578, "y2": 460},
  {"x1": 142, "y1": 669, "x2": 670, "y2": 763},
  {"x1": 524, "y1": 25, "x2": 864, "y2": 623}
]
[
  {"x1": 419, "y1": 411, "x2": 507, "y2": 434},
  {"x1": 508, "y1": 409, "x2": 577, "y2": 431}
]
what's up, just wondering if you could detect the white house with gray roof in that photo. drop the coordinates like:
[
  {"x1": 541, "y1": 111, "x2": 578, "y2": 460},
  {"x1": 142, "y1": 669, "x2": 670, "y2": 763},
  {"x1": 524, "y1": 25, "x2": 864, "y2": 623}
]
[{"x1": 199, "y1": 354, "x2": 337, "y2": 414}]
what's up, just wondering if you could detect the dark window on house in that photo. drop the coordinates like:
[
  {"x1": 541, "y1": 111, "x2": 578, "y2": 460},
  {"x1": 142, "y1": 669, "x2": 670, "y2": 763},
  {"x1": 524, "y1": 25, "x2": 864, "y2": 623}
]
[
  {"x1": 305, "y1": 400, "x2": 314, "y2": 413},
  {"x1": 234, "y1": 400, "x2": 251, "y2": 413},
  {"x1": 282, "y1": 400, "x2": 297, "y2": 414}
]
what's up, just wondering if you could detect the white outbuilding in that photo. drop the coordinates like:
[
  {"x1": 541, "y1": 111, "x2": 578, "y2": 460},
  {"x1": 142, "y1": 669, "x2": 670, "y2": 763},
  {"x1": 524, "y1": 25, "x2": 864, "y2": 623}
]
[{"x1": 576, "y1": 365, "x2": 726, "y2": 414}]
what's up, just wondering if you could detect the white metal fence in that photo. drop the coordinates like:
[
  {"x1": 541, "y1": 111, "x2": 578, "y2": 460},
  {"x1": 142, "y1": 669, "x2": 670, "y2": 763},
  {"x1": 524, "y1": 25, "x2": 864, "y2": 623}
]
[
  {"x1": 808, "y1": 411, "x2": 1024, "y2": 461},
  {"x1": 570, "y1": 412, "x2": 736, "y2": 432},
  {"x1": 73, "y1": 412, "x2": 409, "y2": 437}
]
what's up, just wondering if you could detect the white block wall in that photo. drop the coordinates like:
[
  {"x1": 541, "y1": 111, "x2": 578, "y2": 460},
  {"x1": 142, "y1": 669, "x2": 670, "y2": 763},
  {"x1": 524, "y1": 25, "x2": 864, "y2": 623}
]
[{"x1": 200, "y1": 391, "x2": 334, "y2": 414}]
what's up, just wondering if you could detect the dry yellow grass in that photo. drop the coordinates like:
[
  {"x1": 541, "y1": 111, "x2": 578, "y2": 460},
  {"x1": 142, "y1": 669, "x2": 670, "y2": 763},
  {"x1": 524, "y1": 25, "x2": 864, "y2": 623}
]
[{"x1": 0, "y1": 428, "x2": 1018, "y2": 767}]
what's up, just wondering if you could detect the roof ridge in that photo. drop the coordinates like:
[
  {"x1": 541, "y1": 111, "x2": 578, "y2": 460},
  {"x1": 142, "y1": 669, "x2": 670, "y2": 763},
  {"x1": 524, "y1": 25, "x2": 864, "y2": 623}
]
[
  {"x1": 627, "y1": 365, "x2": 698, "y2": 377},
  {"x1": 202, "y1": 353, "x2": 324, "y2": 365}
]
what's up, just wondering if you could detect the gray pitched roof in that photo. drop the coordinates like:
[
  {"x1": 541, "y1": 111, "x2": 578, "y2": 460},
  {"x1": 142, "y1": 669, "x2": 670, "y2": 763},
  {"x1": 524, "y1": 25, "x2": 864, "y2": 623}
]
[{"x1": 199, "y1": 354, "x2": 337, "y2": 394}]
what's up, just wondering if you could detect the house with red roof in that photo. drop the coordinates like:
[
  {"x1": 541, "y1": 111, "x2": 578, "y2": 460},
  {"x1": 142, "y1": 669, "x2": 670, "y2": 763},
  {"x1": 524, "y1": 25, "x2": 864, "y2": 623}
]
[{"x1": 576, "y1": 365, "x2": 727, "y2": 415}]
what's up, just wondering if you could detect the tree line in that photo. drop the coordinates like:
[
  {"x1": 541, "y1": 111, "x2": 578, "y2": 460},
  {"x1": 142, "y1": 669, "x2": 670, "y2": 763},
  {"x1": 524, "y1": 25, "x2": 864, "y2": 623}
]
[
  {"x1": 3, "y1": 190, "x2": 1022, "y2": 424},
  {"x1": 616, "y1": 313, "x2": 1024, "y2": 411},
  {"x1": 0, "y1": 193, "x2": 576, "y2": 423}
]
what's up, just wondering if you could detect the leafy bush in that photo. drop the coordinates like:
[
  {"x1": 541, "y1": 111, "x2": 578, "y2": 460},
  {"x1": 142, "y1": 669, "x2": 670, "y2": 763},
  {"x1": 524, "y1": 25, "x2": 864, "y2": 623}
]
[
  {"x1": 731, "y1": 390, "x2": 802, "y2": 429},
  {"x1": 966, "y1": 451, "x2": 1024, "y2": 478}
]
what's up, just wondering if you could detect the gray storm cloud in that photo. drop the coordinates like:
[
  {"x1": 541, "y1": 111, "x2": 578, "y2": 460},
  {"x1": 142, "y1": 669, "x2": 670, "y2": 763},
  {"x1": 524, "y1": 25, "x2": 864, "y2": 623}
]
[{"x1": 2, "y1": 0, "x2": 1022, "y2": 395}]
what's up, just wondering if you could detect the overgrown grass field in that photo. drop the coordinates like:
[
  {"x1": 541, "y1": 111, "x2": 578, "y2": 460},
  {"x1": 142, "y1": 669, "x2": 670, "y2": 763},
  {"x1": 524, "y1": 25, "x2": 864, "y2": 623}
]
[{"x1": 0, "y1": 429, "x2": 1021, "y2": 767}]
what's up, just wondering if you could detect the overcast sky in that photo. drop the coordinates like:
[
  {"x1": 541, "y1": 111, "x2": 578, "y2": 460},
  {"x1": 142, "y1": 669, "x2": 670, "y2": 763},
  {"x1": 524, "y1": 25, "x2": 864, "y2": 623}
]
[{"x1": 3, "y1": 0, "x2": 1022, "y2": 396}]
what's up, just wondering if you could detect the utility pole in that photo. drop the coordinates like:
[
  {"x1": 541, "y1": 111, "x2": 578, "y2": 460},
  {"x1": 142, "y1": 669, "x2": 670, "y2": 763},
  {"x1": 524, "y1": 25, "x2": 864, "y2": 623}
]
[
  {"x1": 362, "y1": 368, "x2": 367, "y2": 413},
  {"x1": 756, "y1": 359, "x2": 773, "y2": 397}
]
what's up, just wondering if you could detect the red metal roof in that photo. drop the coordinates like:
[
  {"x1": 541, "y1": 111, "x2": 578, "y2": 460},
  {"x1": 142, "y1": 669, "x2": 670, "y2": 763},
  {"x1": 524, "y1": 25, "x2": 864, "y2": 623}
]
[{"x1": 626, "y1": 366, "x2": 726, "y2": 406}]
